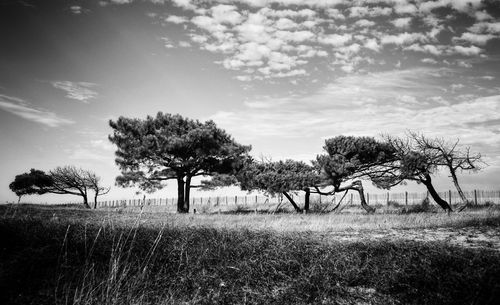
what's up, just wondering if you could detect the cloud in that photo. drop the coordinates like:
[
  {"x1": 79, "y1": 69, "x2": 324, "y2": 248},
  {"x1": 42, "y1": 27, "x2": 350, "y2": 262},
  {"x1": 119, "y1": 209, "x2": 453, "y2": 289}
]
[
  {"x1": 0, "y1": 94, "x2": 74, "y2": 127},
  {"x1": 69, "y1": 6, "x2": 83, "y2": 14},
  {"x1": 381, "y1": 32, "x2": 427, "y2": 46},
  {"x1": 150, "y1": 0, "x2": 495, "y2": 79},
  {"x1": 165, "y1": 15, "x2": 188, "y2": 24},
  {"x1": 391, "y1": 17, "x2": 412, "y2": 29},
  {"x1": 404, "y1": 43, "x2": 445, "y2": 56},
  {"x1": 171, "y1": 0, "x2": 196, "y2": 11},
  {"x1": 468, "y1": 22, "x2": 500, "y2": 34},
  {"x1": 211, "y1": 4, "x2": 243, "y2": 25},
  {"x1": 208, "y1": 69, "x2": 500, "y2": 167},
  {"x1": 394, "y1": 2, "x2": 418, "y2": 14},
  {"x1": 421, "y1": 58, "x2": 438, "y2": 64},
  {"x1": 51, "y1": 81, "x2": 98, "y2": 103},
  {"x1": 452, "y1": 45, "x2": 483, "y2": 56},
  {"x1": 363, "y1": 38, "x2": 381, "y2": 52},
  {"x1": 454, "y1": 32, "x2": 496, "y2": 46},
  {"x1": 355, "y1": 19, "x2": 376, "y2": 27},
  {"x1": 318, "y1": 33, "x2": 352, "y2": 47}
]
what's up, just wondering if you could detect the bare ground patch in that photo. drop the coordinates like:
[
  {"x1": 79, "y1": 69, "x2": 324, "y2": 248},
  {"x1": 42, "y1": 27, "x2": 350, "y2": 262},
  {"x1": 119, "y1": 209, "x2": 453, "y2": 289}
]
[{"x1": 317, "y1": 226, "x2": 500, "y2": 251}]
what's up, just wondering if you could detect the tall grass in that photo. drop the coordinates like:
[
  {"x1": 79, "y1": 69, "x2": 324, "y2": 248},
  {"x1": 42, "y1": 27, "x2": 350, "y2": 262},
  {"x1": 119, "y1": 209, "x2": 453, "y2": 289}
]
[{"x1": 1, "y1": 204, "x2": 500, "y2": 304}]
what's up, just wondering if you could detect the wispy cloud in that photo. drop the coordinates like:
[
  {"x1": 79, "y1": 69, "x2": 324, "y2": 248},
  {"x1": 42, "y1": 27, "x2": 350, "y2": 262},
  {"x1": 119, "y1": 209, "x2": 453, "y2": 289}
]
[
  {"x1": 51, "y1": 81, "x2": 98, "y2": 103},
  {"x1": 209, "y1": 67, "x2": 500, "y2": 164},
  {"x1": 0, "y1": 94, "x2": 74, "y2": 127}
]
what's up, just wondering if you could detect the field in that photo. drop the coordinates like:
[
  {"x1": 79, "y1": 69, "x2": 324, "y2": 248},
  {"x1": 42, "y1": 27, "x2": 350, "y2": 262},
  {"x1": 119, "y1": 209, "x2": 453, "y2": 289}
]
[{"x1": 1, "y1": 204, "x2": 500, "y2": 305}]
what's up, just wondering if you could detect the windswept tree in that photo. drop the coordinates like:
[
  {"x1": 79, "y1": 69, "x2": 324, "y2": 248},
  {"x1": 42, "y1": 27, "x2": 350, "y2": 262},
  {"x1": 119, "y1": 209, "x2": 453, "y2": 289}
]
[
  {"x1": 406, "y1": 131, "x2": 484, "y2": 210},
  {"x1": 109, "y1": 112, "x2": 251, "y2": 213},
  {"x1": 85, "y1": 171, "x2": 111, "y2": 209},
  {"x1": 48, "y1": 166, "x2": 104, "y2": 209},
  {"x1": 205, "y1": 159, "x2": 321, "y2": 213},
  {"x1": 9, "y1": 169, "x2": 53, "y2": 203},
  {"x1": 9, "y1": 166, "x2": 109, "y2": 209},
  {"x1": 376, "y1": 135, "x2": 453, "y2": 212},
  {"x1": 314, "y1": 136, "x2": 397, "y2": 213}
]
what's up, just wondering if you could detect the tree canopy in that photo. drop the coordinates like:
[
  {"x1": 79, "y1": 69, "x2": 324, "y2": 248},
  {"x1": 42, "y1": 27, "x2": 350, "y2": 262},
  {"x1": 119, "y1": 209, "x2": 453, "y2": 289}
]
[
  {"x1": 237, "y1": 159, "x2": 321, "y2": 212},
  {"x1": 109, "y1": 112, "x2": 251, "y2": 213},
  {"x1": 9, "y1": 169, "x2": 53, "y2": 202},
  {"x1": 9, "y1": 166, "x2": 108, "y2": 208},
  {"x1": 374, "y1": 134, "x2": 461, "y2": 212},
  {"x1": 315, "y1": 136, "x2": 397, "y2": 213}
]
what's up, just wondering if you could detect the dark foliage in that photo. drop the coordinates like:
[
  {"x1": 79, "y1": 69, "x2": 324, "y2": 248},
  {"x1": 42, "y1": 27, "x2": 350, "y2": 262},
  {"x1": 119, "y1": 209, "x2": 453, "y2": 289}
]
[
  {"x1": 9, "y1": 169, "x2": 53, "y2": 200},
  {"x1": 109, "y1": 112, "x2": 251, "y2": 213}
]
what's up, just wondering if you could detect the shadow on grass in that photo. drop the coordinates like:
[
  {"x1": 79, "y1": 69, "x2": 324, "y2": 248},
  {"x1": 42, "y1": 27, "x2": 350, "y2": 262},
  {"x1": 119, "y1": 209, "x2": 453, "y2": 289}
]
[{"x1": 1, "y1": 206, "x2": 499, "y2": 305}]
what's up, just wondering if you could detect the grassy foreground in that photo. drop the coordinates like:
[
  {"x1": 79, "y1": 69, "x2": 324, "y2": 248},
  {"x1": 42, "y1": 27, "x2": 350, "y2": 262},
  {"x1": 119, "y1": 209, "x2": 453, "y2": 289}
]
[{"x1": 1, "y1": 205, "x2": 500, "y2": 305}]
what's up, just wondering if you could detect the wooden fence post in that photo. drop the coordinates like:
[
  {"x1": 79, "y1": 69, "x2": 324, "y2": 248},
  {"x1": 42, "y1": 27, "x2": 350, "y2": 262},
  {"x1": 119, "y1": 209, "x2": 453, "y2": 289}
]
[
  {"x1": 474, "y1": 189, "x2": 478, "y2": 205},
  {"x1": 405, "y1": 191, "x2": 408, "y2": 205},
  {"x1": 386, "y1": 192, "x2": 390, "y2": 205},
  {"x1": 235, "y1": 196, "x2": 238, "y2": 204},
  {"x1": 367, "y1": 193, "x2": 369, "y2": 204},
  {"x1": 448, "y1": 190, "x2": 452, "y2": 204}
]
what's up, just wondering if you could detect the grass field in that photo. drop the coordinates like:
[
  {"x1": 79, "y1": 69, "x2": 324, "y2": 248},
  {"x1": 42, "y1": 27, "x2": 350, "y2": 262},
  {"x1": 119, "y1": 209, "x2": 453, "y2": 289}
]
[{"x1": 1, "y1": 204, "x2": 500, "y2": 304}]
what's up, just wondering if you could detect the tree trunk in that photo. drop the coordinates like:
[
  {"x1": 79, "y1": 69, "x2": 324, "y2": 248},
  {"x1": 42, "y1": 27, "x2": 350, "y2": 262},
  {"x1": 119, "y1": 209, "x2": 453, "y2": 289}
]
[
  {"x1": 82, "y1": 195, "x2": 91, "y2": 209},
  {"x1": 449, "y1": 170, "x2": 469, "y2": 211},
  {"x1": 422, "y1": 174, "x2": 452, "y2": 212},
  {"x1": 17, "y1": 196, "x2": 21, "y2": 204},
  {"x1": 93, "y1": 192, "x2": 98, "y2": 209},
  {"x1": 337, "y1": 180, "x2": 375, "y2": 213},
  {"x1": 184, "y1": 175, "x2": 191, "y2": 213},
  {"x1": 177, "y1": 177, "x2": 186, "y2": 213},
  {"x1": 304, "y1": 188, "x2": 310, "y2": 213},
  {"x1": 283, "y1": 191, "x2": 302, "y2": 213}
]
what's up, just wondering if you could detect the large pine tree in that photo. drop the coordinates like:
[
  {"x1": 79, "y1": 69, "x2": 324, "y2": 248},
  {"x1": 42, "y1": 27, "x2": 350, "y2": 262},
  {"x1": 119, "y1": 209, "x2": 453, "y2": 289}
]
[{"x1": 109, "y1": 112, "x2": 251, "y2": 213}]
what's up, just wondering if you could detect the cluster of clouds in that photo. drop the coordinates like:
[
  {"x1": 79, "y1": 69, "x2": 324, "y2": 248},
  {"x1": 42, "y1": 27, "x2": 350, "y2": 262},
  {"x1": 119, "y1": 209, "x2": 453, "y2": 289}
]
[
  {"x1": 145, "y1": 0, "x2": 500, "y2": 80},
  {"x1": 0, "y1": 94, "x2": 74, "y2": 127},
  {"x1": 51, "y1": 81, "x2": 99, "y2": 103},
  {"x1": 0, "y1": 80, "x2": 99, "y2": 128}
]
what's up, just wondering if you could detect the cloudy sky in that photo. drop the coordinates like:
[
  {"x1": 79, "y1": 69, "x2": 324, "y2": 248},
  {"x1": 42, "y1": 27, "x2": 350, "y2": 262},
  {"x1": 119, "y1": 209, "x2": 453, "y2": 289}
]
[{"x1": 1, "y1": 0, "x2": 499, "y2": 203}]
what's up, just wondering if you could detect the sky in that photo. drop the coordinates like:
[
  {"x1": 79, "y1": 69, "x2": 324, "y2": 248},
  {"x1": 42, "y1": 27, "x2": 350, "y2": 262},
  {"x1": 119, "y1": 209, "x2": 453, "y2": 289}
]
[{"x1": 1, "y1": 0, "x2": 499, "y2": 203}]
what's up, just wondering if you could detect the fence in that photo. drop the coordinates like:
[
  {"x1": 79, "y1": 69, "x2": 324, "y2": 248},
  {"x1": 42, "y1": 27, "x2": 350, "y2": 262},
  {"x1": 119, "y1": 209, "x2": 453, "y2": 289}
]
[{"x1": 93, "y1": 189, "x2": 500, "y2": 209}]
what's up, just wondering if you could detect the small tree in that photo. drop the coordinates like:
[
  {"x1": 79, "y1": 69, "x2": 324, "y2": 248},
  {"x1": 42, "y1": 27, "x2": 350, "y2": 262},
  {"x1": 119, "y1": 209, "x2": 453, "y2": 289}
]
[
  {"x1": 377, "y1": 135, "x2": 453, "y2": 212},
  {"x1": 9, "y1": 166, "x2": 108, "y2": 209},
  {"x1": 109, "y1": 112, "x2": 251, "y2": 213},
  {"x1": 9, "y1": 169, "x2": 53, "y2": 203},
  {"x1": 85, "y1": 171, "x2": 111, "y2": 209},
  {"x1": 314, "y1": 136, "x2": 397, "y2": 213},
  {"x1": 406, "y1": 131, "x2": 484, "y2": 210},
  {"x1": 235, "y1": 159, "x2": 321, "y2": 213},
  {"x1": 48, "y1": 166, "x2": 94, "y2": 208}
]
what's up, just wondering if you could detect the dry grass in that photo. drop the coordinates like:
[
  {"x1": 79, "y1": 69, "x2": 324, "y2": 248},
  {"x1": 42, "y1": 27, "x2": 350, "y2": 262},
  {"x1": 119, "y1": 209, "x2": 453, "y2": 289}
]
[
  {"x1": 4, "y1": 203, "x2": 499, "y2": 232},
  {"x1": 1, "y1": 204, "x2": 499, "y2": 305}
]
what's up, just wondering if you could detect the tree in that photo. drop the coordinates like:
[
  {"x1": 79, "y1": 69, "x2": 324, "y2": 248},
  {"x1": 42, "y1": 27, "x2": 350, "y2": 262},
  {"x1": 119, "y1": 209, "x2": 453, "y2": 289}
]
[
  {"x1": 85, "y1": 171, "x2": 111, "y2": 209},
  {"x1": 226, "y1": 159, "x2": 322, "y2": 213},
  {"x1": 314, "y1": 136, "x2": 397, "y2": 213},
  {"x1": 48, "y1": 166, "x2": 95, "y2": 209},
  {"x1": 109, "y1": 112, "x2": 251, "y2": 213},
  {"x1": 406, "y1": 131, "x2": 484, "y2": 211},
  {"x1": 9, "y1": 169, "x2": 53, "y2": 203},
  {"x1": 8, "y1": 166, "x2": 108, "y2": 209},
  {"x1": 376, "y1": 135, "x2": 453, "y2": 212}
]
